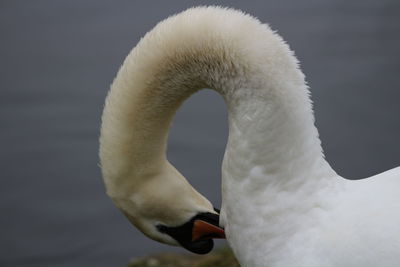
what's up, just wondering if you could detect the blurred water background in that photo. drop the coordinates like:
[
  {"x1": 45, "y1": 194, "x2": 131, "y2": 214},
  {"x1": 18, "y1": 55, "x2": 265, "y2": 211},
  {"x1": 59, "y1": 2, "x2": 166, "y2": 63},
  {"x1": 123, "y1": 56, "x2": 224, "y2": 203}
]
[{"x1": 1, "y1": 1, "x2": 399, "y2": 266}]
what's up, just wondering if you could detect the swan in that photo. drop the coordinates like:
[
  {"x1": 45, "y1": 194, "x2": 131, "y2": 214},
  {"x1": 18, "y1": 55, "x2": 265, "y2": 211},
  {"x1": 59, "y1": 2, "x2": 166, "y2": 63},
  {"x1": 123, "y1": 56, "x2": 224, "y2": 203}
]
[{"x1": 99, "y1": 6, "x2": 400, "y2": 266}]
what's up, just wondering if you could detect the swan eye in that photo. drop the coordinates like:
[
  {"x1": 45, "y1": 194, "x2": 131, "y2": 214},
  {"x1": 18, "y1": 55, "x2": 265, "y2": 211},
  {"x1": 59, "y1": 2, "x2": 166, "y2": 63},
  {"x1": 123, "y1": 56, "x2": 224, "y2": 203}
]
[
  {"x1": 155, "y1": 224, "x2": 168, "y2": 233},
  {"x1": 156, "y1": 212, "x2": 225, "y2": 254}
]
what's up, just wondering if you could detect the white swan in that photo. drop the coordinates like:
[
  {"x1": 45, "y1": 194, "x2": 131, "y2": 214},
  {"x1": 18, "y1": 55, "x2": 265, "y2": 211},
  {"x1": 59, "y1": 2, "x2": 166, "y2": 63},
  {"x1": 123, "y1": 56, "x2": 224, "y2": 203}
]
[{"x1": 99, "y1": 6, "x2": 400, "y2": 266}]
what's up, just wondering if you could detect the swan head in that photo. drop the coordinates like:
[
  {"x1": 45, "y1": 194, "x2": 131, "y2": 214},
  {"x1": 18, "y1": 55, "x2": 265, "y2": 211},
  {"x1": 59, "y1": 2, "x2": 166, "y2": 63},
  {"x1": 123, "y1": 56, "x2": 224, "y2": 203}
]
[{"x1": 107, "y1": 163, "x2": 225, "y2": 254}]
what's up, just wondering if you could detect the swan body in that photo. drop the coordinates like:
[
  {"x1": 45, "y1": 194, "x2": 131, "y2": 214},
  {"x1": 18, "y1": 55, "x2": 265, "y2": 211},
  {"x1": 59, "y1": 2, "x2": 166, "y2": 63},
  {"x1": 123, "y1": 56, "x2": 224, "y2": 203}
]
[{"x1": 99, "y1": 6, "x2": 400, "y2": 266}]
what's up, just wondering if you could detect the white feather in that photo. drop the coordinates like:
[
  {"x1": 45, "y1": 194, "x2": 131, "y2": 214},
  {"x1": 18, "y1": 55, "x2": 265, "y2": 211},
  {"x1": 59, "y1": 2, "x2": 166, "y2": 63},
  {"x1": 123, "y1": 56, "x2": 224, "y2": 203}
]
[{"x1": 99, "y1": 6, "x2": 400, "y2": 266}]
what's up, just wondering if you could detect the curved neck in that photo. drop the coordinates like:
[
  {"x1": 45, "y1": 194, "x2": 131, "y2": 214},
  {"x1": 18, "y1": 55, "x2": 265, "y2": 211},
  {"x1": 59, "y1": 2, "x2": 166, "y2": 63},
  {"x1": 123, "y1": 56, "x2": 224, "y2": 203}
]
[
  {"x1": 100, "y1": 53, "x2": 197, "y2": 195},
  {"x1": 100, "y1": 46, "x2": 327, "y2": 192},
  {"x1": 100, "y1": 8, "x2": 339, "y2": 265}
]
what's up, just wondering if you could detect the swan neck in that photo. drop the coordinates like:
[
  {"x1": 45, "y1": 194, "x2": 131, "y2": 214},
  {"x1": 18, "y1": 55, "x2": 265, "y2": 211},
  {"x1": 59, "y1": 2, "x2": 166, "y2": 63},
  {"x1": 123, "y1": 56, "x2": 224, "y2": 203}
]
[
  {"x1": 98, "y1": 8, "x2": 342, "y2": 266},
  {"x1": 99, "y1": 60, "x2": 198, "y2": 195}
]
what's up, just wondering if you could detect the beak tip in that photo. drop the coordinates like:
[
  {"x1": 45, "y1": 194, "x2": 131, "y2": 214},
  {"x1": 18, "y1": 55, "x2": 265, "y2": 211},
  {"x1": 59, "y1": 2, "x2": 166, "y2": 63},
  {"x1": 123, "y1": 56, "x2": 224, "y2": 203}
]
[{"x1": 192, "y1": 220, "x2": 226, "y2": 242}]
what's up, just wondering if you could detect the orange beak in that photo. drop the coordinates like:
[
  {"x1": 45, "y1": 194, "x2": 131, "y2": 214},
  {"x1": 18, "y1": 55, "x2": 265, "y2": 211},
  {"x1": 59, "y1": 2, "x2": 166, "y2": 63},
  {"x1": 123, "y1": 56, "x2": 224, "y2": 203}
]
[{"x1": 192, "y1": 219, "x2": 226, "y2": 242}]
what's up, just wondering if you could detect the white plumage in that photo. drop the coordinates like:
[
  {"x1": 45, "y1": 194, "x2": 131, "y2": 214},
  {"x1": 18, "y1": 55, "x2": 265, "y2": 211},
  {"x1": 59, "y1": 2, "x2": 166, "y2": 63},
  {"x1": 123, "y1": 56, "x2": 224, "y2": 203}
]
[{"x1": 99, "y1": 6, "x2": 400, "y2": 266}]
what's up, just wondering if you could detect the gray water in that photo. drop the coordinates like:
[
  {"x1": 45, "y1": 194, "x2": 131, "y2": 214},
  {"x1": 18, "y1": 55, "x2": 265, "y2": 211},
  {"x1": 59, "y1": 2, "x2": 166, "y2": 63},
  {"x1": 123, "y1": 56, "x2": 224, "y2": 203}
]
[{"x1": 1, "y1": 1, "x2": 399, "y2": 266}]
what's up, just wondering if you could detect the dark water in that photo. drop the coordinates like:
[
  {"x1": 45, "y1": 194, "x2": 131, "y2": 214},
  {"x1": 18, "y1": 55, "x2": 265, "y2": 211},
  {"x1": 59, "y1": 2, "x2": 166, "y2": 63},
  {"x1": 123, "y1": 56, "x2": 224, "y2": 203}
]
[{"x1": 1, "y1": 1, "x2": 399, "y2": 266}]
